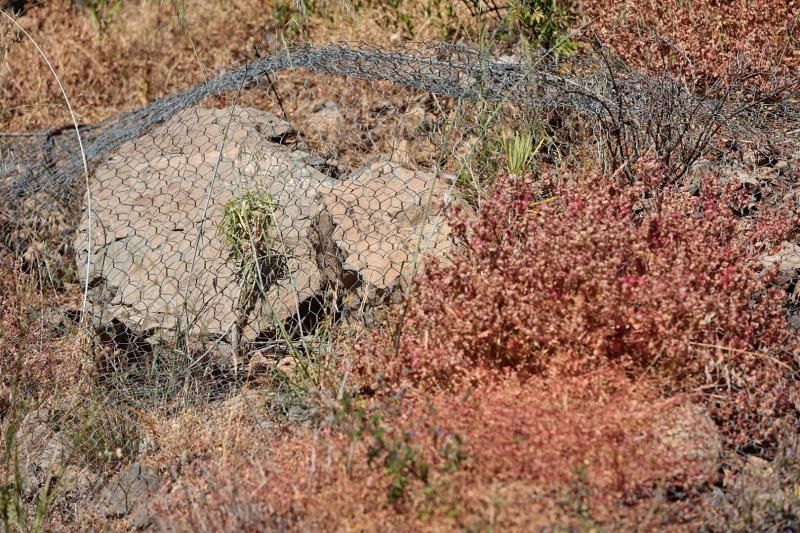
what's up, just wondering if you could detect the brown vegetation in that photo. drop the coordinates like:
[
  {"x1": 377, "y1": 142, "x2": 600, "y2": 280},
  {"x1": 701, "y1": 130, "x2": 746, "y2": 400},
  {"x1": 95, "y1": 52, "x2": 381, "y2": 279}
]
[
  {"x1": 582, "y1": 0, "x2": 800, "y2": 89},
  {"x1": 2, "y1": 0, "x2": 800, "y2": 531}
]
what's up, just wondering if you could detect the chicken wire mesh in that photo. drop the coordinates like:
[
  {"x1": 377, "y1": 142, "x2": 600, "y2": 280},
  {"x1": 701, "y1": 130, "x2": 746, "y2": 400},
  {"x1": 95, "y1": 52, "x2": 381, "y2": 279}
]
[
  {"x1": 2, "y1": 43, "x2": 799, "y2": 509},
  {"x1": 2, "y1": 43, "x2": 503, "y2": 408},
  {"x1": 2, "y1": 42, "x2": 796, "y2": 382},
  {"x1": 2, "y1": 41, "x2": 769, "y2": 200},
  {"x1": 76, "y1": 101, "x2": 457, "y2": 390}
]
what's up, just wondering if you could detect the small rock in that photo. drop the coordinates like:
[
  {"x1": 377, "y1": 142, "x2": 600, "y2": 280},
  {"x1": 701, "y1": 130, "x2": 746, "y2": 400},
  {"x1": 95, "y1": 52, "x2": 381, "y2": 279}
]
[
  {"x1": 652, "y1": 404, "x2": 723, "y2": 485},
  {"x1": 137, "y1": 433, "x2": 158, "y2": 455},
  {"x1": 219, "y1": 389, "x2": 272, "y2": 429},
  {"x1": 390, "y1": 139, "x2": 414, "y2": 165},
  {"x1": 684, "y1": 174, "x2": 702, "y2": 196},
  {"x1": 41, "y1": 305, "x2": 80, "y2": 336},
  {"x1": 59, "y1": 465, "x2": 100, "y2": 496},
  {"x1": 756, "y1": 166, "x2": 778, "y2": 182},
  {"x1": 775, "y1": 160, "x2": 789, "y2": 172},
  {"x1": 0, "y1": 383, "x2": 9, "y2": 419},
  {"x1": 306, "y1": 100, "x2": 343, "y2": 138},
  {"x1": 95, "y1": 462, "x2": 159, "y2": 526},
  {"x1": 276, "y1": 356, "x2": 298, "y2": 378},
  {"x1": 247, "y1": 351, "x2": 274, "y2": 377},
  {"x1": 760, "y1": 241, "x2": 800, "y2": 287},
  {"x1": 497, "y1": 54, "x2": 521, "y2": 64},
  {"x1": 15, "y1": 405, "x2": 69, "y2": 495},
  {"x1": 732, "y1": 170, "x2": 760, "y2": 191},
  {"x1": 744, "y1": 455, "x2": 774, "y2": 478}
]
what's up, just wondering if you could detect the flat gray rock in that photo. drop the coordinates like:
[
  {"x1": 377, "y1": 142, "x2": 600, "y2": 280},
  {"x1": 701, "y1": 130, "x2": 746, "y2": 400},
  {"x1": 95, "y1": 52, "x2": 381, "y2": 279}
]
[{"x1": 94, "y1": 462, "x2": 159, "y2": 528}]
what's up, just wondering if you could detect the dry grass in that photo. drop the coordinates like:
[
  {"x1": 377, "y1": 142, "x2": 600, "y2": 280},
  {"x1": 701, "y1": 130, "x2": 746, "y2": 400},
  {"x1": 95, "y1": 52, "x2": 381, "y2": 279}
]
[
  {"x1": 2, "y1": 0, "x2": 800, "y2": 531},
  {"x1": 0, "y1": 0, "x2": 472, "y2": 131},
  {"x1": 0, "y1": 262, "x2": 84, "y2": 400},
  {"x1": 151, "y1": 372, "x2": 719, "y2": 530}
]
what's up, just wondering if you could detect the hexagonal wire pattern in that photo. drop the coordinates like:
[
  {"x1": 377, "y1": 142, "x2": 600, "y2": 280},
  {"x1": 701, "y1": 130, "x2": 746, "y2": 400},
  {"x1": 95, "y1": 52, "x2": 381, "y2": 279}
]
[{"x1": 4, "y1": 43, "x2": 784, "y2": 399}]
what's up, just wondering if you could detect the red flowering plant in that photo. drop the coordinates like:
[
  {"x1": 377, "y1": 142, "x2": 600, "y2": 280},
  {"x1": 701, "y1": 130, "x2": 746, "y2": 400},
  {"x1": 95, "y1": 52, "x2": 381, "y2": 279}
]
[{"x1": 362, "y1": 171, "x2": 798, "y2": 446}]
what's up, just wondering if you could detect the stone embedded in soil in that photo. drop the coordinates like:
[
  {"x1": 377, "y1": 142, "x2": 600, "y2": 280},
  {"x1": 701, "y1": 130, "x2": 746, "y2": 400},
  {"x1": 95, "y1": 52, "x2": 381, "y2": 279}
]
[
  {"x1": 94, "y1": 462, "x2": 159, "y2": 527},
  {"x1": 652, "y1": 404, "x2": 723, "y2": 486},
  {"x1": 14, "y1": 404, "x2": 68, "y2": 496},
  {"x1": 305, "y1": 100, "x2": 344, "y2": 138},
  {"x1": 761, "y1": 240, "x2": 800, "y2": 287}
]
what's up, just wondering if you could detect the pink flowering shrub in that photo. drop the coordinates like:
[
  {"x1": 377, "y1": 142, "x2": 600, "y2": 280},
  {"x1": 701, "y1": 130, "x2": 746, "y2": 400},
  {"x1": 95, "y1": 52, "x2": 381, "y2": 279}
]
[
  {"x1": 582, "y1": 0, "x2": 800, "y2": 90},
  {"x1": 363, "y1": 173, "x2": 798, "y2": 445}
]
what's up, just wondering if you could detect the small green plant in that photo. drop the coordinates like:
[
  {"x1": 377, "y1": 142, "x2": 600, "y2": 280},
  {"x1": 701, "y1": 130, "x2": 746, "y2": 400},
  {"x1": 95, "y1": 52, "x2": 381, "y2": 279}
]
[
  {"x1": 219, "y1": 190, "x2": 281, "y2": 288},
  {"x1": 508, "y1": 0, "x2": 577, "y2": 54},
  {"x1": 455, "y1": 118, "x2": 544, "y2": 205},
  {"x1": 424, "y1": 0, "x2": 458, "y2": 40},
  {"x1": 292, "y1": 0, "x2": 361, "y2": 24},
  {"x1": 352, "y1": 409, "x2": 430, "y2": 504},
  {"x1": 554, "y1": 465, "x2": 601, "y2": 530},
  {"x1": 273, "y1": 0, "x2": 305, "y2": 38},
  {"x1": 82, "y1": 0, "x2": 123, "y2": 35},
  {"x1": 501, "y1": 129, "x2": 540, "y2": 176},
  {"x1": 219, "y1": 190, "x2": 286, "y2": 362},
  {"x1": 340, "y1": 397, "x2": 466, "y2": 505},
  {"x1": 379, "y1": 0, "x2": 415, "y2": 36},
  {"x1": 453, "y1": 104, "x2": 507, "y2": 207},
  {"x1": 292, "y1": 0, "x2": 328, "y2": 17}
]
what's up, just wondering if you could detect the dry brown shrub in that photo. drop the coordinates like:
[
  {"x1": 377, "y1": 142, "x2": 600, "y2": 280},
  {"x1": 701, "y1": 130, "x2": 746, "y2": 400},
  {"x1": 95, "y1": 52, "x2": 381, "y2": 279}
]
[
  {"x1": 0, "y1": 262, "x2": 83, "y2": 400},
  {"x1": 1, "y1": 0, "x2": 280, "y2": 130},
  {"x1": 0, "y1": 0, "x2": 465, "y2": 132}
]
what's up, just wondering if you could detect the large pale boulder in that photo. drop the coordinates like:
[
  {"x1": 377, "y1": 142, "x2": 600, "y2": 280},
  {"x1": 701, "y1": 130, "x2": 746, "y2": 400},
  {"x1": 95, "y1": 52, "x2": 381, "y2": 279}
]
[{"x1": 76, "y1": 106, "x2": 452, "y2": 346}]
